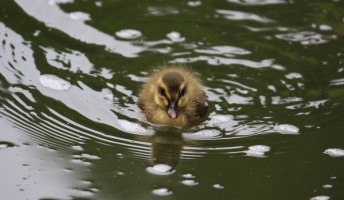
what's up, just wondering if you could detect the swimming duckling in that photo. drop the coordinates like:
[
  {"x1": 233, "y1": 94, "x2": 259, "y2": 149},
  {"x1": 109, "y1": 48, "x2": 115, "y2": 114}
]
[{"x1": 137, "y1": 66, "x2": 207, "y2": 127}]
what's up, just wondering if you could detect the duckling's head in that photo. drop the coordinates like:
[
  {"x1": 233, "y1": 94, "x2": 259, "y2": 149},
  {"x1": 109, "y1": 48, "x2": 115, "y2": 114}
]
[{"x1": 154, "y1": 71, "x2": 189, "y2": 119}]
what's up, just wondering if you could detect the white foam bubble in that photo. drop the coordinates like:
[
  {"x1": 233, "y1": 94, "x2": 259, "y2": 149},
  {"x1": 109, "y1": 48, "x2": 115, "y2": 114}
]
[
  {"x1": 118, "y1": 119, "x2": 147, "y2": 134},
  {"x1": 33, "y1": 30, "x2": 41, "y2": 37},
  {"x1": 182, "y1": 173, "x2": 195, "y2": 178},
  {"x1": 152, "y1": 188, "x2": 173, "y2": 196},
  {"x1": 285, "y1": 72, "x2": 303, "y2": 79},
  {"x1": 116, "y1": 29, "x2": 142, "y2": 39},
  {"x1": 147, "y1": 164, "x2": 174, "y2": 175},
  {"x1": 71, "y1": 145, "x2": 84, "y2": 151},
  {"x1": 39, "y1": 74, "x2": 71, "y2": 91},
  {"x1": 116, "y1": 171, "x2": 125, "y2": 176},
  {"x1": 319, "y1": 24, "x2": 332, "y2": 31},
  {"x1": 274, "y1": 124, "x2": 299, "y2": 134},
  {"x1": 152, "y1": 164, "x2": 172, "y2": 172},
  {"x1": 246, "y1": 145, "x2": 270, "y2": 157},
  {"x1": 167, "y1": 31, "x2": 185, "y2": 42},
  {"x1": 213, "y1": 184, "x2": 224, "y2": 189},
  {"x1": 181, "y1": 180, "x2": 199, "y2": 186},
  {"x1": 188, "y1": 1, "x2": 202, "y2": 7},
  {"x1": 95, "y1": 1, "x2": 102, "y2": 7},
  {"x1": 324, "y1": 148, "x2": 344, "y2": 157},
  {"x1": 310, "y1": 195, "x2": 330, "y2": 200}
]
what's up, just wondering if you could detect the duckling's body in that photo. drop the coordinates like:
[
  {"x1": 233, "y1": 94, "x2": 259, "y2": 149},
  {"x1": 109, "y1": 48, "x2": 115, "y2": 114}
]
[{"x1": 137, "y1": 66, "x2": 207, "y2": 128}]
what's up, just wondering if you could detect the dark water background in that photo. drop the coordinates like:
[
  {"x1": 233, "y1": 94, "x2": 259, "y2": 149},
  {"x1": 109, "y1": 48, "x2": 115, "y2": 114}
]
[{"x1": 1, "y1": 0, "x2": 344, "y2": 199}]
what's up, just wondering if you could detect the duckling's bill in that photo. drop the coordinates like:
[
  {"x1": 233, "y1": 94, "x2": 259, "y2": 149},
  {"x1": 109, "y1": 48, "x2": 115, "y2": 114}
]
[{"x1": 167, "y1": 101, "x2": 178, "y2": 119}]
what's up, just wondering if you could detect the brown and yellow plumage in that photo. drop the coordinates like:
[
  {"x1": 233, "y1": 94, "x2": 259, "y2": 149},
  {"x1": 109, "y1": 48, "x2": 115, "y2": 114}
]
[{"x1": 137, "y1": 65, "x2": 207, "y2": 128}]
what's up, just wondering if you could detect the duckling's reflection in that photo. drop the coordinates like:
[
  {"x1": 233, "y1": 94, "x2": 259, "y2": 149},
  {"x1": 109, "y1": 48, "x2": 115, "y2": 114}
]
[
  {"x1": 137, "y1": 129, "x2": 197, "y2": 173},
  {"x1": 151, "y1": 131, "x2": 183, "y2": 169}
]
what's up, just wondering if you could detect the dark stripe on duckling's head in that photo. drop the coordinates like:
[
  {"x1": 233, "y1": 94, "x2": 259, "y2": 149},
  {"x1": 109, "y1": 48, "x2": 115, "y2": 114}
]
[{"x1": 162, "y1": 72, "x2": 185, "y2": 93}]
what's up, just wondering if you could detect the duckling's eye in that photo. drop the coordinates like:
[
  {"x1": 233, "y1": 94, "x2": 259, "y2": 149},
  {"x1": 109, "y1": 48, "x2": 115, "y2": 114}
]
[
  {"x1": 180, "y1": 87, "x2": 186, "y2": 97},
  {"x1": 158, "y1": 87, "x2": 166, "y2": 96}
]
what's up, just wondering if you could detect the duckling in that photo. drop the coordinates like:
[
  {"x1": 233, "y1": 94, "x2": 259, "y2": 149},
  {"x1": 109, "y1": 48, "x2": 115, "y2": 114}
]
[{"x1": 137, "y1": 65, "x2": 207, "y2": 127}]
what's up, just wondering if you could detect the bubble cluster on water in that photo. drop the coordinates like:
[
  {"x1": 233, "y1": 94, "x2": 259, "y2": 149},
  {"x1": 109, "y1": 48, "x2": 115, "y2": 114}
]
[
  {"x1": 39, "y1": 74, "x2": 71, "y2": 91},
  {"x1": 152, "y1": 188, "x2": 173, "y2": 196},
  {"x1": 115, "y1": 29, "x2": 142, "y2": 39},
  {"x1": 245, "y1": 145, "x2": 270, "y2": 157},
  {"x1": 116, "y1": 153, "x2": 124, "y2": 158},
  {"x1": 206, "y1": 114, "x2": 234, "y2": 126},
  {"x1": 180, "y1": 173, "x2": 198, "y2": 186},
  {"x1": 274, "y1": 124, "x2": 299, "y2": 134},
  {"x1": 147, "y1": 164, "x2": 174, "y2": 175},
  {"x1": 285, "y1": 72, "x2": 303, "y2": 79},
  {"x1": 152, "y1": 164, "x2": 172, "y2": 173},
  {"x1": 117, "y1": 119, "x2": 147, "y2": 134},
  {"x1": 275, "y1": 31, "x2": 328, "y2": 45},
  {"x1": 324, "y1": 148, "x2": 344, "y2": 157},
  {"x1": 186, "y1": 129, "x2": 222, "y2": 139}
]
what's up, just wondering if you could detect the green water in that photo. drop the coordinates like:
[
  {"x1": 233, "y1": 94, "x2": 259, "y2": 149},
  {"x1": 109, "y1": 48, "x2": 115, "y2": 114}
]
[{"x1": 1, "y1": 0, "x2": 344, "y2": 199}]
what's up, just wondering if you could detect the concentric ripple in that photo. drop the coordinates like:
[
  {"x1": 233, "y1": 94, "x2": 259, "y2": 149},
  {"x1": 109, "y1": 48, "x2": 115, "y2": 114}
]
[{"x1": 0, "y1": 17, "x2": 308, "y2": 164}]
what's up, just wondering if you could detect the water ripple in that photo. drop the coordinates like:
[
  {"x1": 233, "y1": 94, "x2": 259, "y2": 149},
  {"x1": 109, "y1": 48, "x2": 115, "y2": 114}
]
[
  {"x1": 15, "y1": 0, "x2": 145, "y2": 57},
  {"x1": 227, "y1": 0, "x2": 286, "y2": 5},
  {"x1": 1, "y1": 0, "x2": 344, "y2": 199},
  {"x1": 217, "y1": 9, "x2": 274, "y2": 23}
]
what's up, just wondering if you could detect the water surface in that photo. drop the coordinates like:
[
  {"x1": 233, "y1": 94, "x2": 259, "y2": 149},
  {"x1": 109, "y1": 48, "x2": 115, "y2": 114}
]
[{"x1": 1, "y1": 0, "x2": 344, "y2": 199}]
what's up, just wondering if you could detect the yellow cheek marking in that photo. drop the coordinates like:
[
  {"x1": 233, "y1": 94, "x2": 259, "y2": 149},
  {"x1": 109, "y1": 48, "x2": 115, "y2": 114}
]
[
  {"x1": 163, "y1": 98, "x2": 169, "y2": 106},
  {"x1": 178, "y1": 97, "x2": 187, "y2": 107},
  {"x1": 178, "y1": 99, "x2": 182, "y2": 107}
]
